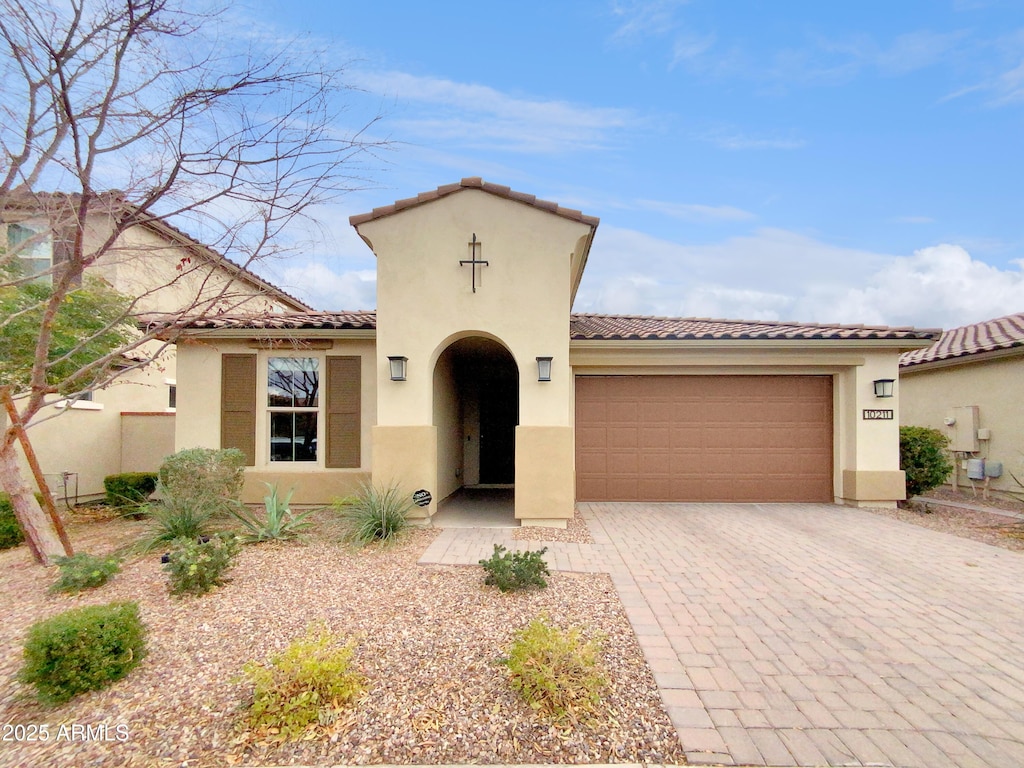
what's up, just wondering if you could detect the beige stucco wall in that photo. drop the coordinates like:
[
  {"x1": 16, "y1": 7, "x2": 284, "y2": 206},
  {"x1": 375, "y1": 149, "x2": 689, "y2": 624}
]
[
  {"x1": 570, "y1": 341, "x2": 910, "y2": 507},
  {"x1": 175, "y1": 335, "x2": 377, "y2": 504},
  {"x1": 900, "y1": 353, "x2": 1024, "y2": 493},
  {"x1": 358, "y1": 190, "x2": 593, "y2": 523},
  {"x1": 5, "y1": 210, "x2": 302, "y2": 500},
  {"x1": 121, "y1": 413, "x2": 176, "y2": 473}
]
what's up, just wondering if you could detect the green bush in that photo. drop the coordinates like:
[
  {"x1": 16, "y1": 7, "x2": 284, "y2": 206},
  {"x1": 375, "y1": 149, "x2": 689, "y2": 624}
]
[
  {"x1": 502, "y1": 615, "x2": 607, "y2": 722},
  {"x1": 230, "y1": 483, "x2": 313, "y2": 543},
  {"x1": 50, "y1": 552, "x2": 121, "y2": 594},
  {"x1": 333, "y1": 483, "x2": 412, "y2": 545},
  {"x1": 103, "y1": 472, "x2": 158, "y2": 508},
  {"x1": 158, "y1": 447, "x2": 246, "y2": 513},
  {"x1": 164, "y1": 532, "x2": 239, "y2": 596},
  {"x1": 900, "y1": 426, "x2": 954, "y2": 497},
  {"x1": 19, "y1": 601, "x2": 146, "y2": 705},
  {"x1": 0, "y1": 492, "x2": 26, "y2": 550},
  {"x1": 480, "y1": 544, "x2": 550, "y2": 592},
  {"x1": 242, "y1": 625, "x2": 365, "y2": 740}
]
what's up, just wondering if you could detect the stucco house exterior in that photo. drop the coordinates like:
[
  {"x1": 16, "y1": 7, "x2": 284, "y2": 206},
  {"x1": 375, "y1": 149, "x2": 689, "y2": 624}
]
[
  {"x1": 899, "y1": 312, "x2": 1024, "y2": 495},
  {"x1": 2, "y1": 193, "x2": 310, "y2": 500},
  {"x1": 174, "y1": 178, "x2": 940, "y2": 526}
]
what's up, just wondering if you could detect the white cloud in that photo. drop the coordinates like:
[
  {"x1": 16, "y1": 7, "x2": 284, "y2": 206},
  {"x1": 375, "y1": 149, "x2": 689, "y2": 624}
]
[
  {"x1": 574, "y1": 226, "x2": 1024, "y2": 329},
  {"x1": 353, "y1": 71, "x2": 636, "y2": 154},
  {"x1": 609, "y1": 0, "x2": 690, "y2": 42},
  {"x1": 636, "y1": 198, "x2": 756, "y2": 221},
  {"x1": 695, "y1": 128, "x2": 806, "y2": 151},
  {"x1": 274, "y1": 263, "x2": 377, "y2": 311}
]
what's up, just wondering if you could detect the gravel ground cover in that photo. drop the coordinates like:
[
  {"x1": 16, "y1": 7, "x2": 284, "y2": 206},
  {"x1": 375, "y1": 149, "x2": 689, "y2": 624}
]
[
  {"x1": 0, "y1": 509, "x2": 685, "y2": 767},
  {"x1": 865, "y1": 488, "x2": 1024, "y2": 552}
]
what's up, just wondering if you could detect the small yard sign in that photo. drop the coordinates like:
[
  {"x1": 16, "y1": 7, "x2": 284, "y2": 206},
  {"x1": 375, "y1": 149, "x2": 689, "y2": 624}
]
[{"x1": 412, "y1": 489, "x2": 432, "y2": 507}]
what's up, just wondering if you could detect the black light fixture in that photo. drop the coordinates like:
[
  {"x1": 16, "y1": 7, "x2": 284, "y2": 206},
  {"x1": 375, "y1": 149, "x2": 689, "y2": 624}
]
[
  {"x1": 873, "y1": 378, "x2": 895, "y2": 398},
  {"x1": 536, "y1": 356, "x2": 553, "y2": 382},
  {"x1": 388, "y1": 356, "x2": 408, "y2": 381}
]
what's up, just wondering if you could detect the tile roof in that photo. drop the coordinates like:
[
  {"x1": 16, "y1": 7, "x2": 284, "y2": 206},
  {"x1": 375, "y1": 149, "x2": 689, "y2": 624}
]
[
  {"x1": 900, "y1": 312, "x2": 1024, "y2": 368},
  {"x1": 174, "y1": 310, "x2": 940, "y2": 343},
  {"x1": 176, "y1": 311, "x2": 377, "y2": 331},
  {"x1": 349, "y1": 177, "x2": 600, "y2": 229},
  {"x1": 570, "y1": 314, "x2": 941, "y2": 341}
]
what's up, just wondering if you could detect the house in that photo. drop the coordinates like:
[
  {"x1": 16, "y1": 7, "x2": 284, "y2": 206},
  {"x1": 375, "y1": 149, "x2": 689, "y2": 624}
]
[
  {"x1": 174, "y1": 178, "x2": 940, "y2": 525},
  {"x1": 2, "y1": 192, "x2": 310, "y2": 501},
  {"x1": 899, "y1": 312, "x2": 1024, "y2": 495}
]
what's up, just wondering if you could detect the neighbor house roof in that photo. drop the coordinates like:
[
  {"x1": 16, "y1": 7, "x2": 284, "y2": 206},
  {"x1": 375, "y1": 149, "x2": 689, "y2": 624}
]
[
  {"x1": 3, "y1": 190, "x2": 311, "y2": 312},
  {"x1": 349, "y1": 177, "x2": 601, "y2": 229},
  {"x1": 900, "y1": 312, "x2": 1024, "y2": 368},
  {"x1": 175, "y1": 310, "x2": 941, "y2": 343}
]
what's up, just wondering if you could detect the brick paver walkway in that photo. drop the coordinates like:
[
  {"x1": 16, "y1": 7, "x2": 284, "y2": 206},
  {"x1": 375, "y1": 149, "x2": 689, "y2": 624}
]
[{"x1": 420, "y1": 502, "x2": 1024, "y2": 767}]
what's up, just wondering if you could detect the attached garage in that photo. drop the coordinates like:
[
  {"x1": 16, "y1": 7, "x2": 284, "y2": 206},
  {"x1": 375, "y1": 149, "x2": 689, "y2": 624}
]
[{"x1": 575, "y1": 375, "x2": 833, "y2": 503}]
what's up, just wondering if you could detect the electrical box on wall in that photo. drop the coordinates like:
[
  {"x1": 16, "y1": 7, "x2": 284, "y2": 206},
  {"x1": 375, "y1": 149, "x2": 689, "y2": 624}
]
[{"x1": 948, "y1": 405, "x2": 980, "y2": 452}]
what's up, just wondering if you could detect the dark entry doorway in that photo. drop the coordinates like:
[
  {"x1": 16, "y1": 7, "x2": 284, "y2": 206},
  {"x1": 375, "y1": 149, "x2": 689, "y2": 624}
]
[{"x1": 479, "y1": 373, "x2": 517, "y2": 483}]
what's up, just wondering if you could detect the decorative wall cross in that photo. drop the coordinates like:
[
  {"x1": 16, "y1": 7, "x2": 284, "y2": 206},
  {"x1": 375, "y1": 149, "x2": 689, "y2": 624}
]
[{"x1": 459, "y1": 233, "x2": 488, "y2": 293}]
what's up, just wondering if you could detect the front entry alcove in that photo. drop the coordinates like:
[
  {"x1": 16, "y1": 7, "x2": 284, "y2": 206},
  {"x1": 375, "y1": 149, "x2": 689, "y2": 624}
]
[{"x1": 432, "y1": 336, "x2": 518, "y2": 522}]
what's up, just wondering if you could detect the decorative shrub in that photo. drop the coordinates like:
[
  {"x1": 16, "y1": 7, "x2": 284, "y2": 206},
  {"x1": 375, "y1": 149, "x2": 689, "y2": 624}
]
[
  {"x1": 900, "y1": 426, "x2": 954, "y2": 497},
  {"x1": 158, "y1": 447, "x2": 245, "y2": 514},
  {"x1": 19, "y1": 601, "x2": 146, "y2": 705},
  {"x1": 50, "y1": 552, "x2": 121, "y2": 594},
  {"x1": 103, "y1": 472, "x2": 158, "y2": 507},
  {"x1": 502, "y1": 615, "x2": 607, "y2": 722},
  {"x1": 0, "y1": 492, "x2": 26, "y2": 550},
  {"x1": 334, "y1": 483, "x2": 412, "y2": 545},
  {"x1": 242, "y1": 625, "x2": 365, "y2": 740},
  {"x1": 163, "y1": 533, "x2": 239, "y2": 596},
  {"x1": 230, "y1": 483, "x2": 313, "y2": 543},
  {"x1": 480, "y1": 544, "x2": 550, "y2": 592}
]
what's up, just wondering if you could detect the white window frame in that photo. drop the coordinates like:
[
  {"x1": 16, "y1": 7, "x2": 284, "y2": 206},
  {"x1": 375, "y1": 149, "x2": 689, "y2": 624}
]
[
  {"x1": 258, "y1": 351, "x2": 324, "y2": 468},
  {"x1": 6, "y1": 221, "x2": 53, "y2": 285}
]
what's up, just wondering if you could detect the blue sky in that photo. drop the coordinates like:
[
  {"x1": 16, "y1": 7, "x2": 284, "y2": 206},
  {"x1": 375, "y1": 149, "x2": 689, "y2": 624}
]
[{"x1": 248, "y1": 0, "x2": 1024, "y2": 330}]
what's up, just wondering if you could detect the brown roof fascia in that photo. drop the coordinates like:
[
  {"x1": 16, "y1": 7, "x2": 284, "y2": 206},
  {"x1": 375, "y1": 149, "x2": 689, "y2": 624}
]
[{"x1": 349, "y1": 177, "x2": 601, "y2": 229}]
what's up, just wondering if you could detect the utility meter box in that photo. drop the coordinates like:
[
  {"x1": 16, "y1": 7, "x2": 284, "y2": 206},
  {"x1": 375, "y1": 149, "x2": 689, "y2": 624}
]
[{"x1": 949, "y1": 405, "x2": 980, "y2": 453}]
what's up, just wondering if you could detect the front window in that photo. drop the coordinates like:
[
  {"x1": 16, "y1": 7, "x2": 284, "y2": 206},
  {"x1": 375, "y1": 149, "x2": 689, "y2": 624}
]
[
  {"x1": 6, "y1": 222, "x2": 53, "y2": 284},
  {"x1": 267, "y1": 357, "x2": 318, "y2": 462}
]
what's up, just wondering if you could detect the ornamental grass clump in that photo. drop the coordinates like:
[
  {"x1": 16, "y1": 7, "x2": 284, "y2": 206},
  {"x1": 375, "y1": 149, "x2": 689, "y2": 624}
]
[
  {"x1": 19, "y1": 601, "x2": 146, "y2": 705},
  {"x1": 479, "y1": 544, "x2": 549, "y2": 592},
  {"x1": 50, "y1": 552, "x2": 121, "y2": 594},
  {"x1": 229, "y1": 483, "x2": 313, "y2": 543},
  {"x1": 502, "y1": 614, "x2": 607, "y2": 723},
  {"x1": 241, "y1": 625, "x2": 365, "y2": 740},
  {"x1": 334, "y1": 483, "x2": 412, "y2": 545},
  {"x1": 163, "y1": 532, "x2": 239, "y2": 596}
]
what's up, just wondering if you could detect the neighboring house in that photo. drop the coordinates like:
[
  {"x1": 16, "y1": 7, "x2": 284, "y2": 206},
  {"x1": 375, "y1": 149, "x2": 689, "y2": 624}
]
[
  {"x1": 174, "y1": 178, "x2": 940, "y2": 526},
  {"x1": 900, "y1": 312, "x2": 1024, "y2": 495},
  {"x1": 2, "y1": 192, "x2": 310, "y2": 501}
]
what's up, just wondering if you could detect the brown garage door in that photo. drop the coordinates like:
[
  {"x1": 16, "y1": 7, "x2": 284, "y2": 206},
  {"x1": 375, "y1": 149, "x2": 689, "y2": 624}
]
[{"x1": 576, "y1": 375, "x2": 833, "y2": 502}]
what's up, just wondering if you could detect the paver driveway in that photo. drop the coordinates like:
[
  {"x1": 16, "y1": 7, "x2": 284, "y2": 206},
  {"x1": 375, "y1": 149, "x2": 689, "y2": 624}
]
[{"x1": 420, "y1": 502, "x2": 1024, "y2": 767}]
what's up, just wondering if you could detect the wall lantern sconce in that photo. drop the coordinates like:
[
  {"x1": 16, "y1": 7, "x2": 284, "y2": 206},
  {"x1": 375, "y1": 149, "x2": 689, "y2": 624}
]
[
  {"x1": 873, "y1": 378, "x2": 895, "y2": 398},
  {"x1": 388, "y1": 356, "x2": 408, "y2": 382},
  {"x1": 536, "y1": 356, "x2": 553, "y2": 382}
]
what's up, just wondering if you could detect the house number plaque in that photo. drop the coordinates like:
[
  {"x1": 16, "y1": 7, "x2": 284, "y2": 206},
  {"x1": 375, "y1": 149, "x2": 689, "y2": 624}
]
[{"x1": 863, "y1": 409, "x2": 894, "y2": 420}]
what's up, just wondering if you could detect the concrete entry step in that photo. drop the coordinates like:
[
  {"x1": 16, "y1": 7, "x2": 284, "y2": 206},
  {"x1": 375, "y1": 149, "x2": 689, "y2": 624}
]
[{"x1": 432, "y1": 486, "x2": 516, "y2": 528}]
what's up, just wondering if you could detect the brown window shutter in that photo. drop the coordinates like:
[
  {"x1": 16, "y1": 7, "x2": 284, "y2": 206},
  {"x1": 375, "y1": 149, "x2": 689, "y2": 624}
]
[
  {"x1": 221, "y1": 354, "x2": 256, "y2": 466},
  {"x1": 326, "y1": 356, "x2": 361, "y2": 468}
]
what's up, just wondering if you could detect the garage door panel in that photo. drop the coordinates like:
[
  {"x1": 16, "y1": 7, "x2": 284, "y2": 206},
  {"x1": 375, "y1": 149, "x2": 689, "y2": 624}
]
[{"x1": 576, "y1": 375, "x2": 833, "y2": 502}]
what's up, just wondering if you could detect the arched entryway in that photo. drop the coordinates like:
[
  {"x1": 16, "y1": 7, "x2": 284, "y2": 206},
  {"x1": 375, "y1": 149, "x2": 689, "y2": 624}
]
[{"x1": 432, "y1": 335, "x2": 518, "y2": 521}]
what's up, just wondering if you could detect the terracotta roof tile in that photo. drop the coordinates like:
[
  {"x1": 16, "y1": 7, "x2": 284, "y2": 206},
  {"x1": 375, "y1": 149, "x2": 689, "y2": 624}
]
[
  {"x1": 175, "y1": 311, "x2": 377, "y2": 331},
  {"x1": 570, "y1": 314, "x2": 940, "y2": 341},
  {"x1": 173, "y1": 310, "x2": 938, "y2": 343},
  {"x1": 900, "y1": 312, "x2": 1024, "y2": 367},
  {"x1": 349, "y1": 178, "x2": 600, "y2": 228}
]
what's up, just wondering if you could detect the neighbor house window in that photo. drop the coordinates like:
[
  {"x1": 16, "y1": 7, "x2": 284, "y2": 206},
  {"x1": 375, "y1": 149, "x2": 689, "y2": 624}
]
[
  {"x1": 168, "y1": 384, "x2": 177, "y2": 409},
  {"x1": 6, "y1": 222, "x2": 53, "y2": 284},
  {"x1": 267, "y1": 357, "x2": 319, "y2": 462}
]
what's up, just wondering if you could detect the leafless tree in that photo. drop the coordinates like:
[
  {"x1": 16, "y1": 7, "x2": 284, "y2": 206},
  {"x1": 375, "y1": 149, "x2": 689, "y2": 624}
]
[{"x1": 0, "y1": 0, "x2": 385, "y2": 564}]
